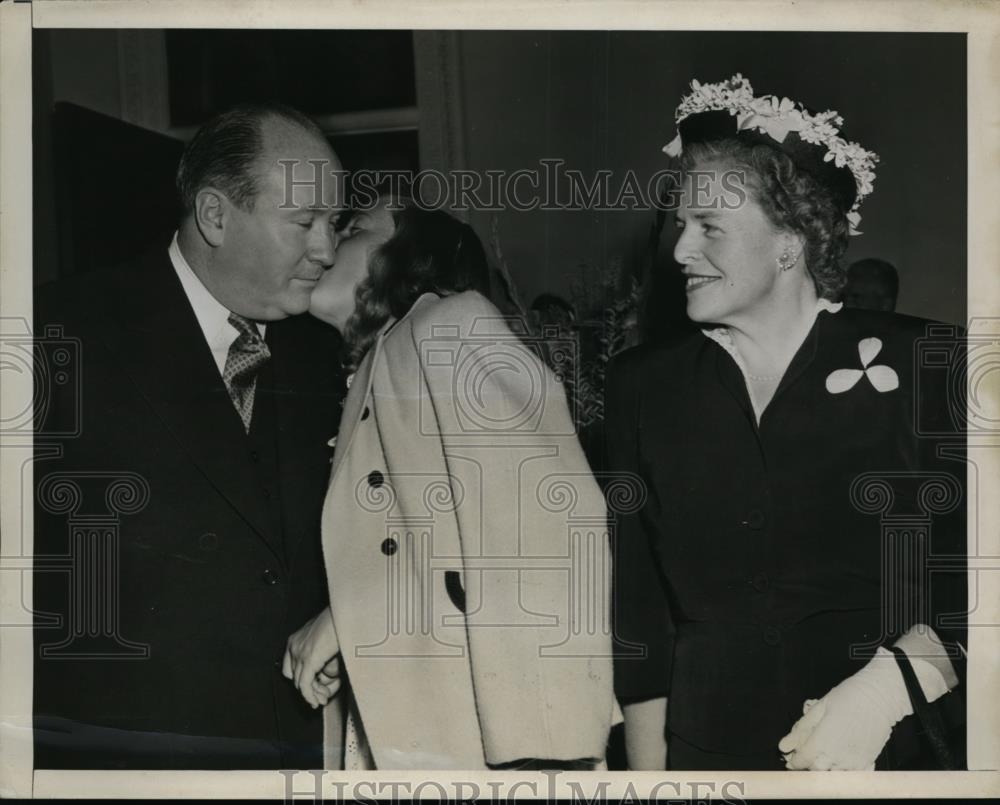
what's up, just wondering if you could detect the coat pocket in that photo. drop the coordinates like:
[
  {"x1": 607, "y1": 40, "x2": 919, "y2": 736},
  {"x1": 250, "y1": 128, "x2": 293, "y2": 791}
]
[{"x1": 444, "y1": 570, "x2": 466, "y2": 613}]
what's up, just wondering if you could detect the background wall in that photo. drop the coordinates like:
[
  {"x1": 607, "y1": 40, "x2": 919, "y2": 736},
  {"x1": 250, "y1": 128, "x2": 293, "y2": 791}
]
[
  {"x1": 32, "y1": 28, "x2": 420, "y2": 284},
  {"x1": 456, "y1": 31, "x2": 966, "y2": 325},
  {"x1": 33, "y1": 29, "x2": 966, "y2": 325}
]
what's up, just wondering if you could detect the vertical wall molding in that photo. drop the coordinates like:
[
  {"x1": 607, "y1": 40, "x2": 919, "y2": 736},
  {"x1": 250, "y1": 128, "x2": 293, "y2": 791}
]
[
  {"x1": 116, "y1": 30, "x2": 170, "y2": 133},
  {"x1": 413, "y1": 31, "x2": 467, "y2": 216}
]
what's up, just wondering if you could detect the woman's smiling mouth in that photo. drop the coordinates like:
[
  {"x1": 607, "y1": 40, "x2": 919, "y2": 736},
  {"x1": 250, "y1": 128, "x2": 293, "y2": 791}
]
[{"x1": 685, "y1": 275, "x2": 721, "y2": 290}]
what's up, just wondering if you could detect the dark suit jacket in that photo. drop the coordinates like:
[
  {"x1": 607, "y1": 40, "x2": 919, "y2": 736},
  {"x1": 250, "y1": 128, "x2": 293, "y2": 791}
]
[
  {"x1": 606, "y1": 307, "x2": 967, "y2": 768},
  {"x1": 33, "y1": 247, "x2": 345, "y2": 769}
]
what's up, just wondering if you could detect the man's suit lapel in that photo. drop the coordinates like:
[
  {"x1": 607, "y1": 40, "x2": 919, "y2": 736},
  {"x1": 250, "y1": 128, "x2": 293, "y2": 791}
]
[
  {"x1": 267, "y1": 316, "x2": 345, "y2": 567},
  {"x1": 100, "y1": 250, "x2": 282, "y2": 562}
]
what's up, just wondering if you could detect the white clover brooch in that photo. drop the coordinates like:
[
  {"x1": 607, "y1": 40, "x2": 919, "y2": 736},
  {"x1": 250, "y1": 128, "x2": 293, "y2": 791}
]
[
  {"x1": 663, "y1": 74, "x2": 879, "y2": 235},
  {"x1": 825, "y1": 337, "x2": 899, "y2": 394}
]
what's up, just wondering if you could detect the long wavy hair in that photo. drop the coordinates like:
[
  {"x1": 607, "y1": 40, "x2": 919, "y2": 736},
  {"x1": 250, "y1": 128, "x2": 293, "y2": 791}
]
[
  {"x1": 680, "y1": 139, "x2": 851, "y2": 301},
  {"x1": 341, "y1": 200, "x2": 491, "y2": 370}
]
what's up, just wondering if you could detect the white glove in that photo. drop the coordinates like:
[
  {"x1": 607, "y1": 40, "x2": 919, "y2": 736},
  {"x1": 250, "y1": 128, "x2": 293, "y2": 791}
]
[{"x1": 779, "y1": 647, "x2": 951, "y2": 770}]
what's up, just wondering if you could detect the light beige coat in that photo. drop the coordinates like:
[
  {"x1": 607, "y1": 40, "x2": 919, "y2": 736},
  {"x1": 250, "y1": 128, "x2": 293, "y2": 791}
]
[{"x1": 320, "y1": 291, "x2": 614, "y2": 770}]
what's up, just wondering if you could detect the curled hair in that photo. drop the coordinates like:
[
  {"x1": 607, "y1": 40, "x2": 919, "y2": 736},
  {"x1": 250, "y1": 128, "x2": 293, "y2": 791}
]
[
  {"x1": 680, "y1": 139, "x2": 851, "y2": 300},
  {"x1": 175, "y1": 102, "x2": 324, "y2": 215},
  {"x1": 341, "y1": 201, "x2": 491, "y2": 370}
]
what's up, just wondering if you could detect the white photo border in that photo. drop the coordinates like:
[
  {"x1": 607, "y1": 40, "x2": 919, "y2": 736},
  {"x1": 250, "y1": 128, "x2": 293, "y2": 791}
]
[{"x1": 2, "y1": 0, "x2": 998, "y2": 799}]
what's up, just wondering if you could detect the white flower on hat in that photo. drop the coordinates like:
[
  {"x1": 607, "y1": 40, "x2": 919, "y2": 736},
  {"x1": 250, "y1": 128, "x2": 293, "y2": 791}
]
[{"x1": 664, "y1": 74, "x2": 879, "y2": 236}]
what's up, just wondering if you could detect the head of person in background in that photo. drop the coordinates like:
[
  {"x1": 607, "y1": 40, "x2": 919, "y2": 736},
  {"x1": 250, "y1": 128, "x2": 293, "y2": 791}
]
[
  {"x1": 530, "y1": 292, "x2": 577, "y2": 331},
  {"x1": 175, "y1": 102, "x2": 344, "y2": 320},
  {"x1": 842, "y1": 258, "x2": 899, "y2": 312},
  {"x1": 308, "y1": 196, "x2": 490, "y2": 367}
]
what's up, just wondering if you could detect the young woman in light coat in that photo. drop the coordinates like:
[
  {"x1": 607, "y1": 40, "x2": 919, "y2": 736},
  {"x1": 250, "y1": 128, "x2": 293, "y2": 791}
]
[{"x1": 284, "y1": 198, "x2": 616, "y2": 770}]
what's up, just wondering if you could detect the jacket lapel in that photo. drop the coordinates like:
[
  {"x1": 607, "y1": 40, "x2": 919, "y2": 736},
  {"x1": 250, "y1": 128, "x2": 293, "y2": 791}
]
[
  {"x1": 328, "y1": 330, "x2": 383, "y2": 483},
  {"x1": 268, "y1": 316, "x2": 345, "y2": 567},
  {"x1": 99, "y1": 250, "x2": 281, "y2": 560},
  {"x1": 328, "y1": 293, "x2": 439, "y2": 483},
  {"x1": 711, "y1": 341, "x2": 756, "y2": 427},
  {"x1": 763, "y1": 311, "x2": 824, "y2": 421}
]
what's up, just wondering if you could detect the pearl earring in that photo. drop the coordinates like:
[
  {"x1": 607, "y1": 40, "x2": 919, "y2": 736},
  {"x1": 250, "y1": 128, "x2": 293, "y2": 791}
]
[{"x1": 777, "y1": 249, "x2": 795, "y2": 271}]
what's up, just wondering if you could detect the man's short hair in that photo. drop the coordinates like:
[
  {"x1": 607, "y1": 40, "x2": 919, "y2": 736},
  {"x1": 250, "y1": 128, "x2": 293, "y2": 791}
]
[{"x1": 175, "y1": 102, "x2": 325, "y2": 215}]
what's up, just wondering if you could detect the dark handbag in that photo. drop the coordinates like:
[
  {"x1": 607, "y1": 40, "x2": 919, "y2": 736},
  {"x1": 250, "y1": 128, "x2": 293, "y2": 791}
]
[{"x1": 885, "y1": 646, "x2": 965, "y2": 770}]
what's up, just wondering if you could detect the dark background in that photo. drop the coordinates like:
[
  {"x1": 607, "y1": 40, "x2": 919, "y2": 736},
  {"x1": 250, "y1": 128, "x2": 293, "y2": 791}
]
[
  {"x1": 33, "y1": 29, "x2": 420, "y2": 280},
  {"x1": 32, "y1": 29, "x2": 966, "y2": 332},
  {"x1": 29, "y1": 28, "x2": 968, "y2": 772}
]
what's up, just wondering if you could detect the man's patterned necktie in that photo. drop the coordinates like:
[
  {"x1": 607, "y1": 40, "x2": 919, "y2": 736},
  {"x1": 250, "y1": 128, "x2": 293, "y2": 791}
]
[{"x1": 223, "y1": 313, "x2": 271, "y2": 433}]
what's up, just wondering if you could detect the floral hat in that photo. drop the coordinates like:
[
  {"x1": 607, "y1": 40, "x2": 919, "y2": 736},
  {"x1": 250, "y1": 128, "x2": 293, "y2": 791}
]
[{"x1": 663, "y1": 74, "x2": 879, "y2": 235}]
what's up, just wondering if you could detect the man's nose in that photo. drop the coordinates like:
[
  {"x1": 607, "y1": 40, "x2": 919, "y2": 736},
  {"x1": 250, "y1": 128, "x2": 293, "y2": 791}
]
[{"x1": 310, "y1": 226, "x2": 337, "y2": 269}]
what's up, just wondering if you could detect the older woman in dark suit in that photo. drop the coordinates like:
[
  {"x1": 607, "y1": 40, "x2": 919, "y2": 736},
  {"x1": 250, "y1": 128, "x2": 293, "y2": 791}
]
[{"x1": 608, "y1": 75, "x2": 966, "y2": 771}]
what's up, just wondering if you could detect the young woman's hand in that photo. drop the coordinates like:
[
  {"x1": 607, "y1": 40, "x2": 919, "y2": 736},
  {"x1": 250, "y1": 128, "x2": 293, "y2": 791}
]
[
  {"x1": 311, "y1": 655, "x2": 342, "y2": 707},
  {"x1": 283, "y1": 607, "x2": 341, "y2": 709}
]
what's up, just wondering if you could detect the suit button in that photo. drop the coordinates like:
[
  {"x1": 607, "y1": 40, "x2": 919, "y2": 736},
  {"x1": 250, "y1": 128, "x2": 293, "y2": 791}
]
[
  {"x1": 752, "y1": 572, "x2": 770, "y2": 592},
  {"x1": 261, "y1": 487, "x2": 271, "y2": 499},
  {"x1": 262, "y1": 569, "x2": 279, "y2": 585},
  {"x1": 368, "y1": 470, "x2": 385, "y2": 488},
  {"x1": 250, "y1": 450, "x2": 260, "y2": 463},
  {"x1": 381, "y1": 537, "x2": 398, "y2": 556},
  {"x1": 361, "y1": 406, "x2": 370, "y2": 421},
  {"x1": 762, "y1": 625, "x2": 781, "y2": 646},
  {"x1": 746, "y1": 509, "x2": 766, "y2": 530}
]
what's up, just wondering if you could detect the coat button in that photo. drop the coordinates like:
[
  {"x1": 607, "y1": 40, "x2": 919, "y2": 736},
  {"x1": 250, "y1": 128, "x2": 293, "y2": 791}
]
[
  {"x1": 361, "y1": 406, "x2": 370, "y2": 421},
  {"x1": 380, "y1": 537, "x2": 398, "y2": 556},
  {"x1": 746, "y1": 509, "x2": 765, "y2": 530},
  {"x1": 762, "y1": 625, "x2": 781, "y2": 646},
  {"x1": 752, "y1": 572, "x2": 770, "y2": 592},
  {"x1": 368, "y1": 470, "x2": 385, "y2": 488},
  {"x1": 261, "y1": 487, "x2": 271, "y2": 499},
  {"x1": 262, "y1": 568, "x2": 279, "y2": 585},
  {"x1": 250, "y1": 450, "x2": 260, "y2": 463}
]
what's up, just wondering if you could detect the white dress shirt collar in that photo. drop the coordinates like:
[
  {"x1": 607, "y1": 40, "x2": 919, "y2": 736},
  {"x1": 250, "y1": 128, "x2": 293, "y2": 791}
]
[{"x1": 167, "y1": 232, "x2": 265, "y2": 376}]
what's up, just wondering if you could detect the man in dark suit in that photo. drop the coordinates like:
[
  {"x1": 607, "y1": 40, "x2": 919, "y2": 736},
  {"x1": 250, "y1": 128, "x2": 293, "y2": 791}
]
[{"x1": 33, "y1": 103, "x2": 347, "y2": 769}]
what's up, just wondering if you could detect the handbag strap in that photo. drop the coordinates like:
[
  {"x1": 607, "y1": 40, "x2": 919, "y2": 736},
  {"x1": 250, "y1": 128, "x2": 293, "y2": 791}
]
[{"x1": 886, "y1": 645, "x2": 956, "y2": 770}]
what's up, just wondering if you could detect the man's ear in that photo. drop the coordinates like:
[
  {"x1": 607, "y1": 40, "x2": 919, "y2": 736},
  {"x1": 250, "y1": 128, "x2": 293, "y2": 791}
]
[{"x1": 194, "y1": 188, "x2": 228, "y2": 247}]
